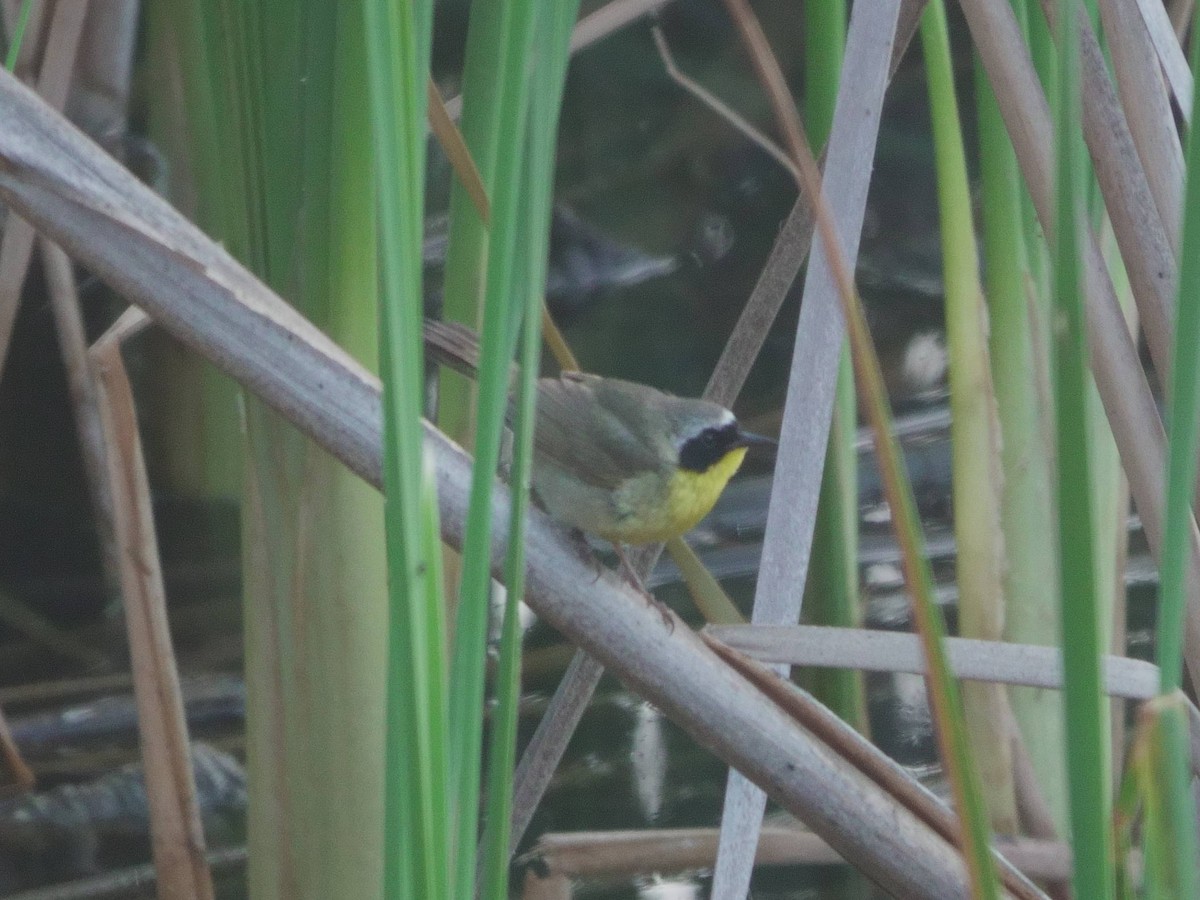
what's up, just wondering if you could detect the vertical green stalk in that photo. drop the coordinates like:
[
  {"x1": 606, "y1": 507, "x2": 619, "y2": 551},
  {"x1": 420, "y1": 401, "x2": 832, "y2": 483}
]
[
  {"x1": 477, "y1": 167, "x2": 542, "y2": 900},
  {"x1": 437, "y1": 0, "x2": 508, "y2": 448},
  {"x1": 363, "y1": 0, "x2": 446, "y2": 897},
  {"x1": 1156, "y1": 14, "x2": 1200, "y2": 698},
  {"x1": 1051, "y1": 0, "x2": 1112, "y2": 894},
  {"x1": 921, "y1": 0, "x2": 1016, "y2": 833},
  {"x1": 1141, "y1": 16, "x2": 1200, "y2": 896},
  {"x1": 803, "y1": 0, "x2": 843, "y2": 145},
  {"x1": 804, "y1": 360, "x2": 864, "y2": 724},
  {"x1": 1141, "y1": 701, "x2": 1199, "y2": 898},
  {"x1": 978, "y1": 25, "x2": 1065, "y2": 831},
  {"x1": 1092, "y1": 221, "x2": 1132, "y2": 787},
  {"x1": 156, "y1": 2, "x2": 395, "y2": 896},
  {"x1": 142, "y1": 3, "x2": 243, "y2": 503},
  {"x1": 478, "y1": 5, "x2": 580, "y2": 896},
  {"x1": 446, "y1": 2, "x2": 540, "y2": 894},
  {"x1": 1024, "y1": 0, "x2": 1056, "y2": 303},
  {"x1": 1070, "y1": 1, "x2": 1122, "y2": 696},
  {"x1": 477, "y1": 245, "x2": 539, "y2": 900}
]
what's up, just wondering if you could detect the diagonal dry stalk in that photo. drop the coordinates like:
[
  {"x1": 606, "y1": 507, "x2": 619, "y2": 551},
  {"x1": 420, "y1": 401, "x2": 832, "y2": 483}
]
[
  {"x1": 0, "y1": 0, "x2": 89, "y2": 378},
  {"x1": 90, "y1": 308, "x2": 214, "y2": 900},
  {"x1": 652, "y1": 25, "x2": 800, "y2": 184},
  {"x1": 1097, "y1": 0, "x2": 1185, "y2": 254},
  {"x1": 41, "y1": 238, "x2": 119, "y2": 592},
  {"x1": 0, "y1": 66, "x2": 1025, "y2": 898},
  {"x1": 1141, "y1": 0, "x2": 1193, "y2": 110},
  {"x1": 427, "y1": 78, "x2": 490, "y2": 227},
  {"x1": 708, "y1": 0, "x2": 1037, "y2": 893},
  {"x1": 1042, "y1": 0, "x2": 1178, "y2": 379}
]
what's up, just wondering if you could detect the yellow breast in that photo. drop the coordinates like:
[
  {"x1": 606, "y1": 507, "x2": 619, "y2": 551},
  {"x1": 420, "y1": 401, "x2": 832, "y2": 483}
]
[{"x1": 602, "y1": 446, "x2": 749, "y2": 545}]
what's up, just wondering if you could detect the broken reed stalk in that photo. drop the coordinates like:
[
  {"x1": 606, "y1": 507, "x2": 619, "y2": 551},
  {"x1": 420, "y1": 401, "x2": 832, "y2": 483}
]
[
  {"x1": 41, "y1": 238, "x2": 120, "y2": 592},
  {"x1": 524, "y1": 829, "x2": 1072, "y2": 885},
  {"x1": 0, "y1": 0, "x2": 88, "y2": 376},
  {"x1": 90, "y1": 311, "x2": 214, "y2": 900}
]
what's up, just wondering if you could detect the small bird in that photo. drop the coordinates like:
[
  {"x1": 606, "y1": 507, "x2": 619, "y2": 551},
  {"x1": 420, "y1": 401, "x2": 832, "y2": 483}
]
[
  {"x1": 425, "y1": 319, "x2": 773, "y2": 598},
  {"x1": 526, "y1": 369, "x2": 773, "y2": 546}
]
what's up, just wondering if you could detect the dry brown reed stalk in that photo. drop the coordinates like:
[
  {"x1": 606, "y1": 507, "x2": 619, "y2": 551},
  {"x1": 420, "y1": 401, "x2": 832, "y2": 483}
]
[
  {"x1": 90, "y1": 309, "x2": 214, "y2": 900},
  {"x1": 709, "y1": 624, "x2": 1162, "y2": 699},
  {"x1": 570, "y1": 0, "x2": 671, "y2": 52},
  {"x1": 509, "y1": 651, "x2": 603, "y2": 852},
  {"x1": 524, "y1": 829, "x2": 1073, "y2": 886},
  {"x1": 428, "y1": 78, "x2": 490, "y2": 226},
  {"x1": 711, "y1": 620, "x2": 1200, "y2": 794},
  {"x1": 1045, "y1": 1, "x2": 1178, "y2": 378},
  {"x1": 1097, "y1": 0, "x2": 1185, "y2": 254},
  {"x1": 1141, "y1": 0, "x2": 1194, "y2": 112},
  {"x1": 0, "y1": 703, "x2": 33, "y2": 792},
  {"x1": 0, "y1": 0, "x2": 88, "y2": 377},
  {"x1": 652, "y1": 25, "x2": 800, "y2": 183},
  {"x1": 702, "y1": 0, "x2": 927, "y2": 412},
  {"x1": 41, "y1": 238, "x2": 119, "y2": 589}
]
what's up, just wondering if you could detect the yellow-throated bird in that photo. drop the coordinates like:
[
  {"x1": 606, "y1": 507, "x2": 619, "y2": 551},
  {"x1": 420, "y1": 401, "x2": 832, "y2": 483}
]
[{"x1": 425, "y1": 319, "x2": 773, "y2": 554}]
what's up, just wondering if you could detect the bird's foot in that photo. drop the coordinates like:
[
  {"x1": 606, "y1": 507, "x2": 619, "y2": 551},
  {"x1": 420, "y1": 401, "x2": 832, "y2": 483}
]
[{"x1": 614, "y1": 544, "x2": 675, "y2": 633}]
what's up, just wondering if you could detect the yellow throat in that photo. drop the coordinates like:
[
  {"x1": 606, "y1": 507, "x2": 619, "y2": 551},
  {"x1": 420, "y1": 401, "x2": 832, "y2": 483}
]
[{"x1": 606, "y1": 446, "x2": 749, "y2": 545}]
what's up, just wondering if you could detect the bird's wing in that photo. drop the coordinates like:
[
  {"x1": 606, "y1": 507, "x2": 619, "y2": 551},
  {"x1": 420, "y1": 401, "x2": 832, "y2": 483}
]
[{"x1": 532, "y1": 374, "x2": 664, "y2": 491}]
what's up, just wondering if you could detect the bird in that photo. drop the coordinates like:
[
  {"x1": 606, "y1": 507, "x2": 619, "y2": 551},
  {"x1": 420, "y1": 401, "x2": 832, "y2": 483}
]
[
  {"x1": 525, "y1": 368, "x2": 772, "y2": 546},
  {"x1": 424, "y1": 319, "x2": 773, "y2": 606}
]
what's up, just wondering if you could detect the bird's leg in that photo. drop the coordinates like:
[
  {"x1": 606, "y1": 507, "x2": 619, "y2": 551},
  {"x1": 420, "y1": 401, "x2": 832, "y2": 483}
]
[
  {"x1": 568, "y1": 527, "x2": 604, "y2": 583},
  {"x1": 613, "y1": 543, "x2": 674, "y2": 632}
]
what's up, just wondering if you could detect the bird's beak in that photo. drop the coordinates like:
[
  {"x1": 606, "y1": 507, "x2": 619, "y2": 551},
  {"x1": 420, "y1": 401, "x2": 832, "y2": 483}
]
[{"x1": 734, "y1": 429, "x2": 777, "y2": 451}]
